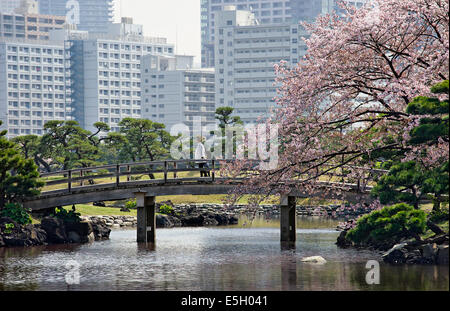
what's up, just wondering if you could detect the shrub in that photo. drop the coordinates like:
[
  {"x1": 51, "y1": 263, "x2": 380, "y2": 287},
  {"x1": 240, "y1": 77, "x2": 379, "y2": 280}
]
[
  {"x1": 346, "y1": 203, "x2": 427, "y2": 245},
  {"x1": 53, "y1": 207, "x2": 81, "y2": 223},
  {"x1": 4, "y1": 223, "x2": 15, "y2": 234},
  {"x1": 125, "y1": 199, "x2": 137, "y2": 210},
  {"x1": 1, "y1": 203, "x2": 32, "y2": 225},
  {"x1": 159, "y1": 204, "x2": 174, "y2": 215}
]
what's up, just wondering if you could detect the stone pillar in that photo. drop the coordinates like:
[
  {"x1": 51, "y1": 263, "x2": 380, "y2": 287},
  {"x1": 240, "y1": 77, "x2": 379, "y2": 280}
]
[
  {"x1": 135, "y1": 192, "x2": 156, "y2": 244},
  {"x1": 280, "y1": 195, "x2": 296, "y2": 243}
]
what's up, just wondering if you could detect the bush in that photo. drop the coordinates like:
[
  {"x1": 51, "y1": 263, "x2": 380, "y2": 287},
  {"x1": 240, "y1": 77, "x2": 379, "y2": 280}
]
[
  {"x1": 53, "y1": 207, "x2": 81, "y2": 223},
  {"x1": 159, "y1": 204, "x2": 174, "y2": 215},
  {"x1": 346, "y1": 203, "x2": 427, "y2": 245},
  {"x1": 125, "y1": 199, "x2": 137, "y2": 210},
  {"x1": 1, "y1": 203, "x2": 32, "y2": 225}
]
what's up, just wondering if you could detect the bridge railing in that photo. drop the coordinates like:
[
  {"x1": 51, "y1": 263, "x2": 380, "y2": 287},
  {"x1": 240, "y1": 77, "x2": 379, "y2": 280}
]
[
  {"x1": 40, "y1": 159, "x2": 229, "y2": 193},
  {"x1": 39, "y1": 159, "x2": 388, "y2": 195}
]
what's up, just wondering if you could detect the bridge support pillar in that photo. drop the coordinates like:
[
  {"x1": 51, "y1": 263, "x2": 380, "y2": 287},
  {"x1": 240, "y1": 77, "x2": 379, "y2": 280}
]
[
  {"x1": 135, "y1": 192, "x2": 156, "y2": 244},
  {"x1": 280, "y1": 196, "x2": 296, "y2": 244}
]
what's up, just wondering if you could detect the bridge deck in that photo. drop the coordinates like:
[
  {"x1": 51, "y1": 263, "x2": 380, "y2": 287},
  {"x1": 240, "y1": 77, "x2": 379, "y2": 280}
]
[{"x1": 23, "y1": 160, "x2": 381, "y2": 210}]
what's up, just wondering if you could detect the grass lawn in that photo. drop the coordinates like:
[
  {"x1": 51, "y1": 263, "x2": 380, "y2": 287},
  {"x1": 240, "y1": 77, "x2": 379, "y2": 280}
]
[{"x1": 63, "y1": 204, "x2": 137, "y2": 217}]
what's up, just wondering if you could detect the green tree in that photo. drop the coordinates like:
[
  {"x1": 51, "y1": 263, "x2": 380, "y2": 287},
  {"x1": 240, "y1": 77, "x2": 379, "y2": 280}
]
[
  {"x1": 106, "y1": 118, "x2": 175, "y2": 179},
  {"x1": 39, "y1": 120, "x2": 109, "y2": 170},
  {"x1": 212, "y1": 107, "x2": 243, "y2": 158},
  {"x1": 407, "y1": 80, "x2": 449, "y2": 146},
  {"x1": 12, "y1": 135, "x2": 52, "y2": 172},
  {"x1": 0, "y1": 122, "x2": 44, "y2": 210},
  {"x1": 215, "y1": 107, "x2": 243, "y2": 130},
  {"x1": 372, "y1": 161, "x2": 436, "y2": 209},
  {"x1": 372, "y1": 81, "x2": 449, "y2": 212}
]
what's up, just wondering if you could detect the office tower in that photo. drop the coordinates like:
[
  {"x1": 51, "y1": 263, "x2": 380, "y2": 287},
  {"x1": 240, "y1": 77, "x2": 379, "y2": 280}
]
[
  {"x1": 214, "y1": 7, "x2": 308, "y2": 124},
  {"x1": 141, "y1": 54, "x2": 215, "y2": 133},
  {"x1": 65, "y1": 20, "x2": 175, "y2": 134},
  {"x1": 38, "y1": 0, "x2": 114, "y2": 33},
  {"x1": 0, "y1": 40, "x2": 69, "y2": 138},
  {"x1": 201, "y1": 0, "x2": 366, "y2": 68}
]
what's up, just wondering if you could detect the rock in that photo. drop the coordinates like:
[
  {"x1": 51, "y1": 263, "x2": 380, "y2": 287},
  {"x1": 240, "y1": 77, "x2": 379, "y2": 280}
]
[
  {"x1": 112, "y1": 224, "x2": 120, "y2": 229},
  {"x1": 203, "y1": 217, "x2": 219, "y2": 226},
  {"x1": 91, "y1": 222, "x2": 111, "y2": 241},
  {"x1": 406, "y1": 250, "x2": 429, "y2": 264},
  {"x1": 67, "y1": 231, "x2": 81, "y2": 243},
  {"x1": 301, "y1": 256, "x2": 327, "y2": 264},
  {"x1": 436, "y1": 245, "x2": 449, "y2": 265},
  {"x1": 86, "y1": 232, "x2": 95, "y2": 244},
  {"x1": 181, "y1": 215, "x2": 204, "y2": 227},
  {"x1": 41, "y1": 217, "x2": 68, "y2": 244},
  {"x1": 382, "y1": 243, "x2": 408, "y2": 264},
  {"x1": 65, "y1": 221, "x2": 93, "y2": 237},
  {"x1": 29, "y1": 225, "x2": 47, "y2": 245},
  {"x1": 336, "y1": 230, "x2": 352, "y2": 248},
  {"x1": 156, "y1": 214, "x2": 174, "y2": 228},
  {"x1": 421, "y1": 243, "x2": 438, "y2": 260},
  {"x1": 0, "y1": 223, "x2": 47, "y2": 247}
]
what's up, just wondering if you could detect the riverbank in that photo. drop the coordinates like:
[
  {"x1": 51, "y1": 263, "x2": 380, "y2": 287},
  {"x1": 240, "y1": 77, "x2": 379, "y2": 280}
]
[
  {"x1": 336, "y1": 215, "x2": 449, "y2": 265},
  {"x1": 75, "y1": 202, "x2": 373, "y2": 230},
  {"x1": 67, "y1": 202, "x2": 373, "y2": 219},
  {"x1": 0, "y1": 216, "x2": 110, "y2": 248}
]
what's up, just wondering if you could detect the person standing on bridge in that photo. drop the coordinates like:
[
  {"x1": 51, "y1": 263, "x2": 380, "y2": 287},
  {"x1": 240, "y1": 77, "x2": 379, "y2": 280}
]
[{"x1": 195, "y1": 136, "x2": 210, "y2": 178}]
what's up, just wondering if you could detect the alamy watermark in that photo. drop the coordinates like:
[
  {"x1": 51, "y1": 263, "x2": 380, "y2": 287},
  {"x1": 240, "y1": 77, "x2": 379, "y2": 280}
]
[
  {"x1": 365, "y1": 260, "x2": 380, "y2": 285},
  {"x1": 65, "y1": 260, "x2": 81, "y2": 285},
  {"x1": 169, "y1": 118, "x2": 279, "y2": 170},
  {"x1": 66, "y1": 0, "x2": 80, "y2": 25}
]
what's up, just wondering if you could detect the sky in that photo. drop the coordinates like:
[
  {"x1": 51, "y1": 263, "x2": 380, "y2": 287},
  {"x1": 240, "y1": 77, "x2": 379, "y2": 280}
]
[{"x1": 115, "y1": 0, "x2": 202, "y2": 67}]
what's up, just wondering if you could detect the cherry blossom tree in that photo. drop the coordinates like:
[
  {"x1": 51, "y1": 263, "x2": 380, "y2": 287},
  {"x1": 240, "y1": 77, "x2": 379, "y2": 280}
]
[{"x1": 223, "y1": 0, "x2": 449, "y2": 206}]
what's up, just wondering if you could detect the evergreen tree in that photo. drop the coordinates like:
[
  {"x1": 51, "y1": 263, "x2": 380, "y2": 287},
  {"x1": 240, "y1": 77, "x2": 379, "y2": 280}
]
[{"x1": 0, "y1": 122, "x2": 44, "y2": 209}]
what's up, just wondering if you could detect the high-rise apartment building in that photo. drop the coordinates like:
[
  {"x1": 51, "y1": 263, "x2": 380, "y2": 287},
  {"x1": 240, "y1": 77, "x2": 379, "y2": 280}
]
[
  {"x1": 65, "y1": 22, "x2": 175, "y2": 134},
  {"x1": 201, "y1": 0, "x2": 366, "y2": 68},
  {"x1": 0, "y1": 39, "x2": 69, "y2": 137},
  {"x1": 214, "y1": 7, "x2": 308, "y2": 124},
  {"x1": 0, "y1": 11, "x2": 65, "y2": 40},
  {"x1": 141, "y1": 54, "x2": 215, "y2": 133},
  {"x1": 38, "y1": 0, "x2": 114, "y2": 33}
]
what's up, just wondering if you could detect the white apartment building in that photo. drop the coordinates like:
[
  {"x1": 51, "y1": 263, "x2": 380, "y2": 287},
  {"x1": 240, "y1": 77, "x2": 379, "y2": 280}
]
[
  {"x1": 65, "y1": 24, "x2": 175, "y2": 133},
  {"x1": 201, "y1": 0, "x2": 367, "y2": 68},
  {"x1": 0, "y1": 11, "x2": 65, "y2": 40},
  {"x1": 0, "y1": 39, "x2": 69, "y2": 137},
  {"x1": 141, "y1": 54, "x2": 215, "y2": 133},
  {"x1": 214, "y1": 7, "x2": 308, "y2": 124}
]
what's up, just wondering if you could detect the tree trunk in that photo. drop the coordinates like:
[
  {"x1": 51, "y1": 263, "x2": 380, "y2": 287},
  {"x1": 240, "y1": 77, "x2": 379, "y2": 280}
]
[
  {"x1": 35, "y1": 156, "x2": 52, "y2": 173},
  {"x1": 432, "y1": 197, "x2": 441, "y2": 213},
  {"x1": 427, "y1": 220, "x2": 444, "y2": 235}
]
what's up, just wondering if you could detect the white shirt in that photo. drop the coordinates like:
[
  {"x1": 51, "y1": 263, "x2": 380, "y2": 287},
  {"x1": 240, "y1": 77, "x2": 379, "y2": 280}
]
[{"x1": 195, "y1": 143, "x2": 207, "y2": 160}]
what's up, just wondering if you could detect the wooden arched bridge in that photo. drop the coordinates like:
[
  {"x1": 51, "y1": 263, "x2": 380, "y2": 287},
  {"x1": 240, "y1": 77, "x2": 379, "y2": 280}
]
[{"x1": 22, "y1": 159, "x2": 386, "y2": 244}]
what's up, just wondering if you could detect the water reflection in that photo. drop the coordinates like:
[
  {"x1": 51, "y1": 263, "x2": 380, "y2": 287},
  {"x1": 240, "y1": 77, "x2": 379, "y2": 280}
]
[{"x1": 0, "y1": 216, "x2": 448, "y2": 291}]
